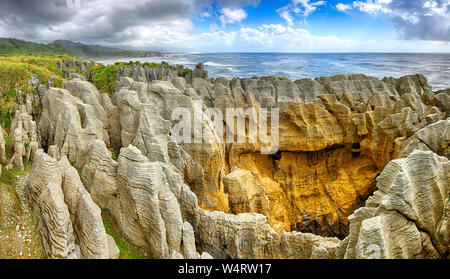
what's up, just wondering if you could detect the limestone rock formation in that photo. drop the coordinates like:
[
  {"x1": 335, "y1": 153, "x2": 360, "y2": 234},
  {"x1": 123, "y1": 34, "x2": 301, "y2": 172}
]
[
  {"x1": 31, "y1": 69, "x2": 449, "y2": 259},
  {"x1": 338, "y1": 150, "x2": 449, "y2": 259},
  {"x1": 196, "y1": 209, "x2": 340, "y2": 259},
  {"x1": 107, "y1": 234, "x2": 120, "y2": 259},
  {"x1": 396, "y1": 118, "x2": 449, "y2": 159},
  {"x1": 27, "y1": 150, "x2": 76, "y2": 259},
  {"x1": 108, "y1": 145, "x2": 184, "y2": 259},
  {"x1": 58, "y1": 156, "x2": 110, "y2": 259},
  {"x1": 39, "y1": 87, "x2": 105, "y2": 169},
  {"x1": 26, "y1": 149, "x2": 117, "y2": 259},
  {"x1": 0, "y1": 124, "x2": 7, "y2": 168},
  {"x1": 7, "y1": 105, "x2": 38, "y2": 170}
]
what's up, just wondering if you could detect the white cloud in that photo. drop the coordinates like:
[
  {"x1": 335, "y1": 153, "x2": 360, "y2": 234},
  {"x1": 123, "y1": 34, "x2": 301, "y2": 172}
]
[
  {"x1": 98, "y1": 21, "x2": 449, "y2": 53},
  {"x1": 240, "y1": 24, "x2": 357, "y2": 51},
  {"x1": 423, "y1": 1, "x2": 449, "y2": 16},
  {"x1": 277, "y1": 8, "x2": 294, "y2": 25},
  {"x1": 276, "y1": 0, "x2": 326, "y2": 25},
  {"x1": 338, "y1": 0, "x2": 450, "y2": 41},
  {"x1": 352, "y1": 0, "x2": 391, "y2": 14},
  {"x1": 219, "y1": 7, "x2": 248, "y2": 27},
  {"x1": 336, "y1": 3, "x2": 352, "y2": 12},
  {"x1": 234, "y1": 23, "x2": 450, "y2": 52}
]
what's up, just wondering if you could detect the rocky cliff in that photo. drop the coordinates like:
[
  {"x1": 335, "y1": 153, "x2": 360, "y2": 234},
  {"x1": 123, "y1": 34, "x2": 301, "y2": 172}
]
[{"x1": 3, "y1": 66, "x2": 448, "y2": 259}]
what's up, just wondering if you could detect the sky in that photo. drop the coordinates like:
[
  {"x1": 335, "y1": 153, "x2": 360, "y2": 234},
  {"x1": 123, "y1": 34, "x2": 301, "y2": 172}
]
[{"x1": 0, "y1": 0, "x2": 449, "y2": 52}]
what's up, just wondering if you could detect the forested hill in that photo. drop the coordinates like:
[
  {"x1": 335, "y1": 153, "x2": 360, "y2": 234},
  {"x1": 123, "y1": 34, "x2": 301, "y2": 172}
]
[
  {"x1": 53, "y1": 39, "x2": 161, "y2": 58},
  {"x1": 0, "y1": 38, "x2": 161, "y2": 59}
]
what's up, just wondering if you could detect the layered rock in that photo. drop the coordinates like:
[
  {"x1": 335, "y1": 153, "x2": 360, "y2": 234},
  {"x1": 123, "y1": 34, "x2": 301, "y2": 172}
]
[
  {"x1": 209, "y1": 73, "x2": 445, "y2": 237},
  {"x1": 396, "y1": 118, "x2": 449, "y2": 159},
  {"x1": 0, "y1": 124, "x2": 7, "y2": 172},
  {"x1": 196, "y1": 209, "x2": 340, "y2": 259},
  {"x1": 338, "y1": 150, "x2": 449, "y2": 259},
  {"x1": 33, "y1": 70, "x2": 449, "y2": 259},
  {"x1": 39, "y1": 85, "x2": 105, "y2": 169},
  {"x1": 7, "y1": 105, "x2": 38, "y2": 170},
  {"x1": 27, "y1": 150, "x2": 76, "y2": 258},
  {"x1": 113, "y1": 78, "x2": 228, "y2": 212},
  {"x1": 26, "y1": 149, "x2": 118, "y2": 259},
  {"x1": 110, "y1": 145, "x2": 184, "y2": 258},
  {"x1": 80, "y1": 140, "x2": 200, "y2": 259}
]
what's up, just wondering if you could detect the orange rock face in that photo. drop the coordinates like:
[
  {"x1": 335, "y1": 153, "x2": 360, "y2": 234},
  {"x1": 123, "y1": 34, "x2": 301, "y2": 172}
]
[
  {"x1": 228, "y1": 148, "x2": 379, "y2": 238},
  {"x1": 170, "y1": 74, "x2": 446, "y2": 239}
]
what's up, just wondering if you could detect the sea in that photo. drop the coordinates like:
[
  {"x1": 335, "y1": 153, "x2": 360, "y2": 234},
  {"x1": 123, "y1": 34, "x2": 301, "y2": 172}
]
[{"x1": 98, "y1": 53, "x2": 450, "y2": 90}]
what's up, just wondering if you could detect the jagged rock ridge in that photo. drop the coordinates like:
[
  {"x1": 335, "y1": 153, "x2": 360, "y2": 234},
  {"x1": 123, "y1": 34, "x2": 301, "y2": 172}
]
[{"x1": 12, "y1": 68, "x2": 449, "y2": 259}]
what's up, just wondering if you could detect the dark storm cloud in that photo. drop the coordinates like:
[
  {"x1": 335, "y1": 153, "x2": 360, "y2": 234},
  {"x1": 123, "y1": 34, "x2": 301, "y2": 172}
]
[
  {"x1": 0, "y1": 0, "x2": 211, "y2": 43},
  {"x1": 0, "y1": 0, "x2": 75, "y2": 39}
]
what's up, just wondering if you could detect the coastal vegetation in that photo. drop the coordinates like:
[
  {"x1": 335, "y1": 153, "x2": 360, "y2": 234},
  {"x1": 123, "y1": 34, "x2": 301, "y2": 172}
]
[
  {"x1": 0, "y1": 54, "x2": 69, "y2": 129},
  {"x1": 0, "y1": 38, "x2": 161, "y2": 59}
]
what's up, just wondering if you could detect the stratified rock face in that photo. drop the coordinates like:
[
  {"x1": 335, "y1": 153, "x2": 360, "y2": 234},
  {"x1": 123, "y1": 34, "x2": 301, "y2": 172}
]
[
  {"x1": 181, "y1": 221, "x2": 200, "y2": 259},
  {"x1": 7, "y1": 105, "x2": 38, "y2": 170},
  {"x1": 196, "y1": 209, "x2": 340, "y2": 259},
  {"x1": 397, "y1": 118, "x2": 449, "y2": 159},
  {"x1": 228, "y1": 148, "x2": 379, "y2": 237},
  {"x1": 113, "y1": 78, "x2": 228, "y2": 212},
  {"x1": 0, "y1": 124, "x2": 7, "y2": 166},
  {"x1": 111, "y1": 145, "x2": 183, "y2": 258},
  {"x1": 27, "y1": 150, "x2": 76, "y2": 259},
  {"x1": 193, "y1": 73, "x2": 445, "y2": 238},
  {"x1": 39, "y1": 86, "x2": 106, "y2": 169},
  {"x1": 26, "y1": 149, "x2": 116, "y2": 259},
  {"x1": 34, "y1": 71, "x2": 449, "y2": 259},
  {"x1": 58, "y1": 156, "x2": 110, "y2": 259},
  {"x1": 81, "y1": 139, "x2": 118, "y2": 209},
  {"x1": 338, "y1": 150, "x2": 449, "y2": 259}
]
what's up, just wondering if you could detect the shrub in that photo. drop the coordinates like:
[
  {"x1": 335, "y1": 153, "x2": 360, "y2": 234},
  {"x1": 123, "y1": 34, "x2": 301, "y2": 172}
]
[{"x1": 88, "y1": 64, "x2": 120, "y2": 95}]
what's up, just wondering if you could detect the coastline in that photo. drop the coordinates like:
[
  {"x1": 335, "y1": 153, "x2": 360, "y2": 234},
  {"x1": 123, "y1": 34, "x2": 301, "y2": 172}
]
[{"x1": 97, "y1": 52, "x2": 450, "y2": 90}]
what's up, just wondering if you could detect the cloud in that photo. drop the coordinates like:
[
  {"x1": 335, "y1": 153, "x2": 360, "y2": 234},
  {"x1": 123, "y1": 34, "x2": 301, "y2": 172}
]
[
  {"x1": 276, "y1": 0, "x2": 326, "y2": 26},
  {"x1": 219, "y1": 8, "x2": 247, "y2": 27},
  {"x1": 0, "y1": 0, "x2": 257, "y2": 46},
  {"x1": 0, "y1": 0, "x2": 448, "y2": 52},
  {"x1": 353, "y1": 0, "x2": 391, "y2": 14},
  {"x1": 240, "y1": 24, "x2": 358, "y2": 51},
  {"x1": 238, "y1": 23, "x2": 450, "y2": 52},
  {"x1": 336, "y1": 0, "x2": 450, "y2": 41},
  {"x1": 0, "y1": 0, "x2": 214, "y2": 45},
  {"x1": 336, "y1": 3, "x2": 352, "y2": 12}
]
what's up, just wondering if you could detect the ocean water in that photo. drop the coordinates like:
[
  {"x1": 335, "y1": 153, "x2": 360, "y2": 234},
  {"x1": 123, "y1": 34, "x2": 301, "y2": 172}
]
[{"x1": 99, "y1": 53, "x2": 450, "y2": 90}]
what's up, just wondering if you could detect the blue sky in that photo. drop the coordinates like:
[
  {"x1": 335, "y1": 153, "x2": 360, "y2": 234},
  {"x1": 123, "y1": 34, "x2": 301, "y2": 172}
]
[
  {"x1": 194, "y1": 0, "x2": 395, "y2": 41},
  {"x1": 0, "y1": 0, "x2": 449, "y2": 52}
]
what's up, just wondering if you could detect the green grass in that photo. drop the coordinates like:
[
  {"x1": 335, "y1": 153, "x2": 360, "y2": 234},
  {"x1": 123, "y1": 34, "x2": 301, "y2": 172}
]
[
  {"x1": 0, "y1": 162, "x2": 32, "y2": 186},
  {"x1": 102, "y1": 210, "x2": 150, "y2": 259},
  {"x1": 0, "y1": 54, "x2": 70, "y2": 129},
  {"x1": 0, "y1": 162, "x2": 44, "y2": 259},
  {"x1": 112, "y1": 150, "x2": 119, "y2": 162}
]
